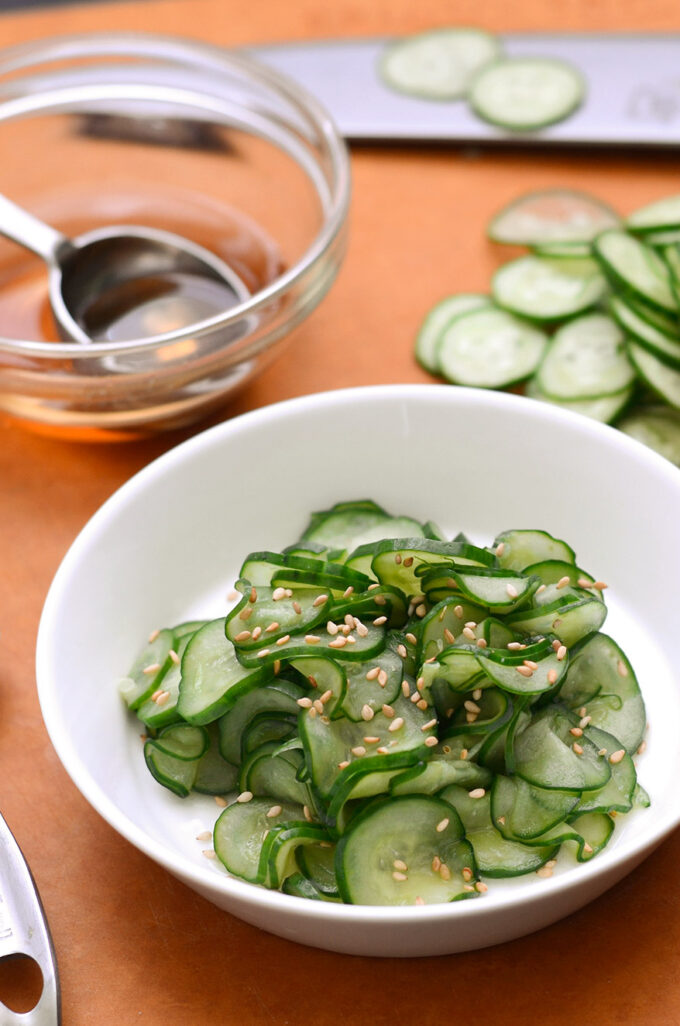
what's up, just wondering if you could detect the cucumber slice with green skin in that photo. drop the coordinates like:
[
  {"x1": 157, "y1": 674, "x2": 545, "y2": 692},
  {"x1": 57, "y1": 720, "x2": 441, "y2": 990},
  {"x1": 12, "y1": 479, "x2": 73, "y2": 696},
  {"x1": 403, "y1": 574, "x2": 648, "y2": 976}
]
[
  {"x1": 617, "y1": 405, "x2": 680, "y2": 467},
  {"x1": 469, "y1": 57, "x2": 585, "y2": 131},
  {"x1": 505, "y1": 594, "x2": 607, "y2": 648},
  {"x1": 513, "y1": 706, "x2": 612, "y2": 793},
  {"x1": 370, "y1": 538, "x2": 494, "y2": 598},
  {"x1": 119, "y1": 627, "x2": 174, "y2": 710},
  {"x1": 300, "y1": 501, "x2": 426, "y2": 553},
  {"x1": 478, "y1": 644, "x2": 567, "y2": 697},
  {"x1": 567, "y1": 812, "x2": 615, "y2": 861},
  {"x1": 241, "y1": 743, "x2": 311, "y2": 806},
  {"x1": 299, "y1": 691, "x2": 434, "y2": 801},
  {"x1": 419, "y1": 646, "x2": 486, "y2": 697},
  {"x1": 438, "y1": 307, "x2": 548, "y2": 388},
  {"x1": 237, "y1": 553, "x2": 371, "y2": 596},
  {"x1": 627, "y1": 340, "x2": 680, "y2": 409},
  {"x1": 143, "y1": 739, "x2": 199, "y2": 797},
  {"x1": 177, "y1": 618, "x2": 267, "y2": 725},
  {"x1": 522, "y1": 559, "x2": 600, "y2": 596},
  {"x1": 445, "y1": 686, "x2": 511, "y2": 738},
  {"x1": 193, "y1": 724, "x2": 239, "y2": 795},
  {"x1": 378, "y1": 27, "x2": 502, "y2": 101},
  {"x1": 536, "y1": 313, "x2": 635, "y2": 401},
  {"x1": 488, "y1": 188, "x2": 620, "y2": 247},
  {"x1": 262, "y1": 822, "x2": 332, "y2": 889},
  {"x1": 417, "y1": 596, "x2": 491, "y2": 663},
  {"x1": 213, "y1": 798, "x2": 306, "y2": 884},
  {"x1": 531, "y1": 242, "x2": 593, "y2": 258},
  {"x1": 226, "y1": 585, "x2": 332, "y2": 651},
  {"x1": 415, "y1": 293, "x2": 492, "y2": 374},
  {"x1": 593, "y1": 230, "x2": 678, "y2": 315},
  {"x1": 491, "y1": 774, "x2": 580, "y2": 840},
  {"x1": 289, "y1": 654, "x2": 346, "y2": 716},
  {"x1": 153, "y1": 723, "x2": 209, "y2": 761},
  {"x1": 626, "y1": 193, "x2": 680, "y2": 233},
  {"x1": 217, "y1": 678, "x2": 304, "y2": 765},
  {"x1": 609, "y1": 294, "x2": 680, "y2": 370},
  {"x1": 234, "y1": 620, "x2": 386, "y2": 669},
  {"x1": 137, "y1": 631, "x2": 195, "y2": 728},
  {"x1": 296, "y1": 841, "x2": 339, "y2": 897},
  {"x1": 445, "y1": 567, "x2": 540, "y2": 613},
  {"x1": 282, "y1": 872, "x2": 338, "y2": 901},
  {"x1": 492, "y1": 256, "x2": 607, "y2": 324},
  {"x1": 340, "y1": 648, "x2": 404, "y2": 721},
  {"x1": 241, "y1": 714, "x2": 297, "y2": 757},
  {"x1": 561, "y1": 633, "x2": 646, "y2": 754},
  {"x1": 336, "y1": 795, "x2": 479, "y2": 906},
  {"x1": 571, "y1": 725, "x2": 637, "y2": 815},
  {"x1": 493, "y1": 529, "x2": 576, "y2": 571},
  {"x1": 442, "y1": 785, "x2": 559, "y2": 877},
  {"x1": 526, "y1": 375, "x2": 634, "y2": 424},
  {"x1": 390, "y1": 755, "x2": 492, "y2": 796}
]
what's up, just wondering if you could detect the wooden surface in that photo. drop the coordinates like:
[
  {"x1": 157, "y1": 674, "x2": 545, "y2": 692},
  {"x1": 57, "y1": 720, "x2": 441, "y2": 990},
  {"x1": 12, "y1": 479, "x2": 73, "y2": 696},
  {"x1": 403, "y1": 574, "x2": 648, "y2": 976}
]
[{"x1": 1, "y1": 2, "x2": 680, "y2": 1023}]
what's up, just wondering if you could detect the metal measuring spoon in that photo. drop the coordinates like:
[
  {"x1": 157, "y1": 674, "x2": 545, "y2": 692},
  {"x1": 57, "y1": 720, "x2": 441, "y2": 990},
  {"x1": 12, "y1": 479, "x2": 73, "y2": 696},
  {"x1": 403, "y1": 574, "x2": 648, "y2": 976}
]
[
  {"x1": 0, "y1": 812, "x2": 60, "y2": 1025},
  {"x1": 0, "y1": 192, "x2": 251, "y2": 346}
]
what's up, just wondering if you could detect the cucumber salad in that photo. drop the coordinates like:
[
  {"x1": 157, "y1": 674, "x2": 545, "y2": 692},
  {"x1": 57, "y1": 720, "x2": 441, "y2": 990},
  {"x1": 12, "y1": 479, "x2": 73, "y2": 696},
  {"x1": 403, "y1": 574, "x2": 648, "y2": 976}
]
[
  {"x1": 416, "y1": 187, "x2": 680, "y2": 467},
  {"x1": 119, "y1": 499, "x2": 648, "y2": 907}
]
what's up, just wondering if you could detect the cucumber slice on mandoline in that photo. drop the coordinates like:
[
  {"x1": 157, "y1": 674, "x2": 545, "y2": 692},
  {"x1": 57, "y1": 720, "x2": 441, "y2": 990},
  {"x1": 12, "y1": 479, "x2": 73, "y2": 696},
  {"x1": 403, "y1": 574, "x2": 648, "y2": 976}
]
[
  {"x1": 593, "y1": 230, "x2": 679, "y2": 315},
  {"x1": 488, "y1": 188, "x2": 620, "y2": 247},
  {"x1": 492, "y1": 256, "x2": 607, "y2": 323},
  {"x1": 469, "y1": 57, "x2": 585, "y2": 131},
  {"x1": 336, "y1": 795, "x2": 479, "y2": 905},
  {"x1": 525, "y1": 376, "x2": 634, "y2": 424},
  {"x1": 535, "y1": 313, "x2": 635, "y2": 401},
  {"x1": 415, "y1": 293, "x2": 492, "y2": 373},
  {"x1": 627, "y1": 340, "x2": 680, "y2": 408},
  {"x1": 378, "y1": 27, "x2": 502, "y2": 100},
  {"x1": 618, "y1": 405, "x2": 680, "y2": 467},
  {"x1": 627, "y1": 194, "x2": 680, "y2": 233},
  {"x1": 437, "y1": 306, "x2": 548, "y2": 388}
]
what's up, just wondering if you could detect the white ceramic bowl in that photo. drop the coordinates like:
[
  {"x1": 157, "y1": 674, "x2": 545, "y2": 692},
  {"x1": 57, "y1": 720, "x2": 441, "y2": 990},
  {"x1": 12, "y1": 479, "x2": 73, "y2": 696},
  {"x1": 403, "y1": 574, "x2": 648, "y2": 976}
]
[{"x1": 36, "y1": 385, "x2": 680, "y2": 956}]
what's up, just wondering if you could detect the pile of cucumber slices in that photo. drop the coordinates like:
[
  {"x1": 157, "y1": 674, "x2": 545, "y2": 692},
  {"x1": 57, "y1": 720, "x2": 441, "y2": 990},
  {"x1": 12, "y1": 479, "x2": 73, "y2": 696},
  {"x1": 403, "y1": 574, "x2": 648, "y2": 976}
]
[
  {"x1": 120, "y1": 499, "x2": 648, "y2": 906},
  {"x1": 379, "y1": 27, "x2": 584, "y2": 131},
  {"x1": 416, "y1": 188, "x2": 680, "y2": 467}
]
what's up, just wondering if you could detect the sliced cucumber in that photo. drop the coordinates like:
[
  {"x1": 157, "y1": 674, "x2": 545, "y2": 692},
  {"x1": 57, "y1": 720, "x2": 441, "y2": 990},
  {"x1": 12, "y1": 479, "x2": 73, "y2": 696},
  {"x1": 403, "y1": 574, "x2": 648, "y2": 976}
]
[
  {"x1": 438, "y1": 307, "x2": 548, "y2": 388},
  {"x1": 617, "y1": 405, "x2": 680, "y2": 467},
  {"x1": 627, "y1": 194, "x2": 680, "y2": 233},
  {"x1": 627, "y1": 340, "x2": 680, "y2": 409},
  {"x1": 379, "y1": 27, "x2": 502, "y2": 100},
  {"x1": 536, "y1": 313, "x2": 635, "y2": 401},
  {"x1": 469, "y1": 57, "x2": 585, "y2": 131},
  {"x1": 525, "y1": 376, "x2": 633, "y2": 424},
  {"x1": 609, "y1": 294, "x2": 680, "y2": 369},
  {"x1": 415, "y1": 292, "x2": 492, "y2": 373},
  {"x1": 488, "y1": 188, "x2": 620, "y2": 247},
  {"x1": 593, "y1": 230, "x2": 678, "y2": 315},
  {"x1": 492, "y1": 256, "x2": 607, "y2": 323}
]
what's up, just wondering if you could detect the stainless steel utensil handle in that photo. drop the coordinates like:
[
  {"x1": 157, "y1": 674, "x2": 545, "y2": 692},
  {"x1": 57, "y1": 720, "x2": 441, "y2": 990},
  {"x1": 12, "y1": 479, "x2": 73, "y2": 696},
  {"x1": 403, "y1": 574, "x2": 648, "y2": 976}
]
[
  {"x1": 0, "y1": 813, "x2": 61, "y2": 1025},
  {"x1": 0, "y1": 193, "x2": 70, "y2": 263}
]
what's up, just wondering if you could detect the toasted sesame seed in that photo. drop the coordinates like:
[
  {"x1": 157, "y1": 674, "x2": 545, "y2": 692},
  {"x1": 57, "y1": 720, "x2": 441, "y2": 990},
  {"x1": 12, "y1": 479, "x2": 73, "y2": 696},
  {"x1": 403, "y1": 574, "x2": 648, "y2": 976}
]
[
  {"x1": 202, "y1": 850, "x2": 216, "y2": 860},
  {"x1": 439, "y1": 864, "x2": 451, "y2": 880},
  {"x1": 577, "y1": 578, "x2": 592, "y2": 589},
  {"x1": 329, "y1": 636, "x2": 348, "y2": 649},
  {"x1": 257, "y1": 648, "x2": 271, "y2": 659},
  {"x1": 454, "y1": 604, "x2": 464, "y2": 618},
  {"x1": 405, "y1": 632, "x2": 417, "y2": 645},
  {"x1": 392, "y1": 870, "x2": 408, "y2": 881},
  {"x1": 378, "y1": 669, "x2": 388, "y2": 687},
  {"x1": 388, "y1": 717, "x2": 405, "y2": 733},
  {"x1": 403, "y1": 556, "x2": 414, "y2": 568},
  {"x1": 377, "y1": 746, "x2": 389, "y2": 754},
  {"x1": 143, "y1": 662, "x2": 161, "y2": 675},
  {"x1": 305, "y1": 634, "x2": 321, "y2": 645},
  {"x1": 495, "y1": 542, "x2": 505, "y2": 557},
  {"x1": 462, "y1": 626, "x2": 476, "y2": 641},
  {"x1": 637, "y1": 740, "x2": 647, "y2": 755},
  {"x1": 251, "y1": 626, "x2": 262, "y2": 641},
  {"x1": 363, "y1": 735, "x2": 380, "y2": 744},
  {"x1": 326, "y1": 620, "x2": 339, "y2": 636},
  {"x1": 276, "y1": 634, "x2": 291, "y2": 646},
  {"x1": 424, "y1": 737, "x2": 438, "y2": 748},
  {"x1": 351, "y1": 746, "x2": 367, "y2": 757},
  {"x1": 516, "y1": 665, "x2": 534, "y2": 677},
  {"x1": 573, "y1": 743, "x2": 584, "y2": 755},
  {"x1": 196, "y1": 830, "x2": 212, "y2": 841},
  {"x1": 443, "y1": 627, "x2": 456, "y2": 644},
  {"x1": 297, "y1": 696, "x2": 313, "y2": 708},
  {"x1": 536, "y1": 866, "x2": 553, "y2": 878},
  {"x1": 537, "y1": 584, "x2": 546, "y2": 594},
  {"x1": 148, "y1": 628, "x2": 160, "y2": 643},
  {"x1": 579, "y1": 715, "x2": 591, "y2": 728},
  {"x1": 319, "y1": 689, "x2": 333, "y2": 704},
  {"x1": 267, "y1": 805, "x2": 282, "y2": 818},
  {"x1": 547, "y1": 669, "x2": 558, "y2": 684},
  {"x1": 506, "y1": 583, "x2": 519, "y2": 598},
  {"x1": 343, "y1": 586, "x2": 354, "y2": 598},
  {"x1": 394, "y1": 553, "x2": 402, "y2": 564},
  {"x1": 382, "y1": 703, "x2": 395, "y2": 718},
  {"x1": 346, "y1": 635, "x2": 357, "y2": 645},
  {"x1": 583, "y1": 842, "x2": 594, "y2": 854},
  {"x1": 397, "y1": 643, "x2": 408, "y2": 659},
  {"x1": 393, "y1": 859, "x2": 408, "y2": 872},
  {"x1": 368, "y1": 583, "x2": 379, "y2": 591},
  {"x1": 214, "y1": 796, "x2": 227, "y2": 808},
  {"x1": 507, "y1": 641, "x2": 524, "y2": 650},
  {"x1": 593, "y1": 581, "x2": 608, "y2": 591},
  {"x1": 463, "y1": 884, "x2": 475, "y2": 893},
  {"x1": 272, "y1": 587, "x2": 286, "y2": 601},
  {"x1": 417, "y1": 699, "x2": 429, "y2": 711},
  {"x1": 469, "y1": 788, "x2": 486, "y2": 799},
  {"x1": 234, "y1": 629, "x2": 252, "y2": 642},
  {"x1": 313, "y1": 699, "x2": 324, "y2": 714},
  {"x1": 466, "y1": 711, "x2": 478, "y2": 724},
  {"x1": 460, "y1": 749, "x2": 468, "y2": 760},
  {"x1": 422, "y1": 718, "x2": 437, "y2": 731},
  {"x1": 464, "y1": 700, "x2": 481, "y2": 714},
  {"x1": 552, "y1": 639, "x2": 561, "y2": 652},
  {"x1": 475, "y1": 881, "x2": 488, "y2": 893},
  {"x1": 168, "y1": 649, "x2": 180, "y2": 666},
  {"x1": 365, "y1": 666, "x2": 380, "y2": 681},
  {"x1": 313, "y1": 594, "x2": 329, "y2": 607},
  {"x1": 356, "y1": 622, "x2": 369, "y2": 637},
  {"x1": 238, "y1": 607, "x2": 253, "y2": 621},
  {"x1": 374, "y1": 595, "x2": 388, "y2": 607},
  {"x1": 303, "y1": 805, "x2": 313, "y2": 822},
  {"x1": 556, "y1": 645, "x2": 567, "y2": 661},
  {"x1": 556, "y1": 576, "x2": 571, "y2": 589},
  {"x1": 361, "y1": 704, "x2": 375, "y2": 721},
  {"x1": 227, "y1": 589, "x2": 239, "y2": 602},
  {"x1": 569, "y1": 726, "x2": 583, "y2": 737},
  {"x1": 401, "y1": 679, "x2": 411, "y2": 697},
  {"x1": 617, "y1": 659, "x2": 628, "y2": 677},
  {"x1": 497, "y1": 815, "x2": 506, "y2": 825},
  {"x1": 609, "y1": 749, "x2": 626, "y2": 764},
  {"x1": 598, "y1": 748, "x2": 608, "y2": 757},
  {"x1": 462, "y1": 866, "x2": 473, "y2": 881},
  {"x1": 523, "y1": 659, "x2": 539, "y2": 670},
  {"x1": 236, "y1": 791, "x2": 253, "y2": 803},
  {"x1": 411, "y1": 691, "x2": 421, "y2": 704},
  {"x1": 436, "y1": 818, "x2": 449, "y2": 833},
  {"x1": 338, "y1": 760, "x2": 350, "y2": 770},
  {"x1": 155, "y1": 690, "x2": 170, "y2": 706},
  {"x1": 373, "y1": 615, "x2": 387, "y2": 626}
]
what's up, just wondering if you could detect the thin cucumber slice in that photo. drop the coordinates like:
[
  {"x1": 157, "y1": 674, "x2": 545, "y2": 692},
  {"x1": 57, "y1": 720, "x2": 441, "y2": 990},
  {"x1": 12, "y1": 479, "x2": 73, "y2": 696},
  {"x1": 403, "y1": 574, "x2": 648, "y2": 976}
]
[
  {"x1": 177, "y1": 618, "x2": 266, "y2": 725},
  {"x1": 143, "y1": 740, "x2": 199, "y2": 798},
  {"x1": 371, "y1": 537, "x2": 494, "y2": 597},
  {"x1": 217, "y1": 679, "x2": 304, "y2": 765},
  {"x1": 525, "y1": 376, "x2": 634, "y2": 424},
  {"x1": 493, "y1": 529, "x2": 576, "y2": 571},
  {"x1": 296, "y1": 842, "x2": 339, "y2": 897},
  {"x1": 536, "y1": 313, "x2": 635, "y2": 401},
  {"x1": 572, "y1": 725, "x2": 637, "y2": 815},
  {"x1": 234, "y1": 619, "x2": 386, "y2": 669},
  {"x1": 418, "y1": 596, "x2": 488, "y2": 663},
  {"x1": 469, "y1": 57, "x2": 585, "y2": 131},
  {"x1": 491, "y1": 775, "x2": 579, "y2": 840},
  {"x1": 488, "y1": 188, "x2": 619, "y2": 247},
  {"x1": 627, "y1": 194, "x2": 680, "y2": 233},
  {"x1": 593, "y1": 230, "x2": 678, "y2": 315},
  {"x1": 153, "y1": 723, "x2": 209, "y2": 761},
  {"x1": 301, "y1": 502, "x2": 427, "y2": 552},
  {"x1": 193, "y1": 725, "x2": 239, "y2": 795},
  {"x1": 136, "y1": 630, "x2": 194, "y2": 728},
  {"x1": 242, "y1": 743, "x2": 310, "y2": 806},
  {"x1": 567, "y1": 812, "x2": 615, "y2": 861},
  {"x1": 617, "y1": 405, "x2": 680, "y2": 467},
  {"x1": 213, "y1": 798, "x2": 305, "y2": 884},
  {"x1": 340, "y1": 647, "x2": 404, "y2": 721},
  {"x1": 379, "y1": 27, "x2": 502, "y2": 100},
  {"x1": 532, "y1": 242, "x2": 594, "y2": 258},
  {"x1": 390, "y1": 753, "x2": 492, "y2": 796},
  {"x1": 513, "y1": 707, "x2": 611, "y2": 793},
  {"x1": 282, "y1": 873, "x2": 341, "y2": 902},
  {"x1": 415, "y1": 292, "x2": 492, "y2": 373},
  {"x1": 118, "y1": 627, "x2": 174, "y2": 710},
  {"x1": 478, "y1": 645, "x2": 567, "y2": 697},
  {"x1": 336, "y1": 795, "x2": 478, "y2": 905},
  {"x1": 492, "y1": 256, "x2": 607, "y2": 323},
  {"x1": 438, "y1": 307, "x2": 548, "y2": 388},
  {"x1": 505, "y1": 594, "x2": 607, "y2": 648},
  {"x1": 609, "y1": 294, "x2": 680, "y2": 368},
  {"x1": 226, "y1": 584, "x2": 332, "y2": 650},
  {"x1": 627, "y1": 340, "x2": 680, "y2": 409}
]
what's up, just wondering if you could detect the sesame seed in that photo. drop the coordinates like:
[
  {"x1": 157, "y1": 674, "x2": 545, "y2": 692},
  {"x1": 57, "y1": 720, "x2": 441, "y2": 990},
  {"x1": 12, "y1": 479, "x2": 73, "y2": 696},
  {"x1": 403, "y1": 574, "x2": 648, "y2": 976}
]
[
  {"x1": 257, "y1": 648, "x2": 271, "y2": 658},
  {"x1": 454, "y1": 605, "x2": 464, "y2": 618},
  {"x1": 338, "y1": 760, "x2": 350, "y2": 770},
  {"x1": 368, "y1": 583, "x2": 379, "y2": 591},
  {"x1": 239, "y1": 606, "x2": 253, "y2": 621},
  {"x1": 465, "y1": 621, "x2": 477, "y2": 630},
  {"x1": 394, "y1": 553, "x2": 402, "y2": 564},
  {"x1": 382, "y1": 704, "x2": 395, "y2": 718},
  {"x1": 411, "y1": 691, "x2": 421, "y2": 704},
  {"x1": 569, "y1": 727, "x2": 583, "y2": 737},
  {"x1": 374, "y1": 595, "x2": 387, "y2": 606},
  {"x1": 313, "y1": 594, "x2": 329, "y2": 607},
  {"x1": 401, "y1": 680, "x2": 411, "y2": 697},
  {"x1": 356, "y1": 622, "x2": 369, "y2": 637},
  {"x1": 617, "y1": 659, "x2": 628, "y2": 677},
  {"x1": 227, "y1": 590, "x2": 239, "y2": 602},
  {"x1": 276, "y1": 634, "x2": 291, "y2": 646},
  {"x1": 309, "y1": 707, "x2": 317, "y2": 718},
  {"x1": 422, "y1": 718, "x2": 437, "y2": 731},
  {"x1": 326, "y1": 621, "x2": 339, "y2": 636},
  {"x1": 577, "y1": 578, "x2": 592, "y2": 589},
  {"x1": 552, "y1": 639, "x2": 561, "y2": 652},
  {"x1": 476, "y1": 638, "x2": 488, "y2": 649},
  {"x1": 439, "y1": 864, "x2": 451, "y2": 880},
  {"x1": 234, "y1": 629, "x2": 252, "y2": 642},
  {"x1": 462, "y1": 627, "x2": 476, "y2": 641},
  {"x1": 424, "y1": 737, "x2": 438, "y2": 748},
  {"x1": 303, "y1": 805, "x2": 313, "y2": 822},
  {"x1": 378, "y1": 669, "x2": 388, "y2": 687},
  {"x1": 361, "y1": 704, "x2": 375, "y2": 721},
  {"x1": 297, "y1": 696, "x2": 313, "y2": 708},
  {"x1": 405, "y1": 633, "x2": 417, "y2": 645},
  {"x1": 469, "y1": 788, "x2": 486, "y2": 799},
  {"x1": 444, "y1": 627, "x2": 456, "y2": 644},
  {"x1": 272, "y1": 587, "x2": 286, "y2": 601},
  {"x1": 319, "y1": 689, "x2": 333, "y2": 704},
  {"x1": 462, "y1": 867, "x2": 473, "y2": 881},
  {"x1": 460, "y1": 749, "x2": 468, "y2": 760},
  {"x1": 363, "y1": 735, "x2": 380, "y2": 744},
  {"x1": 329, "y1": 636, "x2": 347, "y2": 649},
  {"x1": 236, "y1": 791, "x2": 253, "y2": 803},
  {"x1": 169, "y1": 649, "x2": 180, "y2": 665},
  {"x1": 523, "y1": 659, "x2": 539, "y2": 670},
  {"x1": 475, "y1": 882, "x2": 488, "y2": 893},
  {"x1": 637, "y1": 740, "x2": 647, "y2": 755},
  {"x1": 609, "y1": 749, "x2": 626, "y2": 764},
  {"x1": 464, "y1": 700, "x2": 481, "y2": 714},
  {"x1": 432, "y1": 855, "x2": 442, "y2": 872},
  {"x1": 292, "y1": 601, "x2": 302, "y2": 615},
  {"x1": 313, "y1": 700, "x2": 324, "y2": 714},
  {"x1": 397, "y1": 644, "x2": 408, "y2": 659},
  {"x1": 196, "y1": 831, "x2": 212, "y2": 841},
  {"x1": 547, "y1": 669, "x2": 558, "y2": 684},
  {"x1": 267, "y1": 805, "x2": 282, "y2": 818},
  {"x1": 346, "y1": 635, "x2": 357, "y2": 645},
  {"x1": 583, "y1": 842, "x2": 594, "y2": 854},
  {"x1": 388, "y1": 717, "x2": 404, "y2": 733},
  {"x1": 392, "y1": 871, "x2": 408, "y2": 882},
  {"x1": 251, "y1": 626, "x2": 262, "y2": 640},
  {"x1": 351, "y1": 746, "x2": 367, "y2": 757},
  {"x1": 466, "y1": 712, "x2": 478, "y2": 724},
  {"x1": 516, "y1": 665, "x2": 534, "y2": 677},
  {"x1": 536, "y1": 866, "x2": 553, "y2": 878},
  {"x1": 394, "y1": 859, "x2": 408, "y2": 872},
  {"x1": 417, "y1": 699, "x2": 429, "y2": 711},
  {"x1": 598, "y1": 748, "x2": 608, "y2": 757},
  {"x1": 506, "y1": 583, "x2": 519, "y2": 598},
  {"x1": 148, "y1": 628, "x2": 160, "y2": 643},
  {"x1": 155, "y1": 690, "x2": 170, "y2": 706},
  {"x1": 495, "y1": 542, "x2": 505, "y2": 557},
  {"x1": 472, "y1": 688, "x2": 483, "y2": 701},
  {"x1": 142, "y1": 662, "x2": 161, "y2": 675},
  {"x1": 214, "y1": 796, "x2": 227, "y2": 808},
  {"x1": 403, "y1": 556, "x2": 414, "y2": 568},
  {"x1": 573, "y1": 743, "x2": 584, "y2": 755},
  {"x1": 507, "y1": 641, "x2": 524, "y2": 650},
  {"x1": 497, "y1": 815, "x2": 505, "y2": 825},
  {"x1": 415, "y1": 896, "x2": 425, "y2": 906},
  {"x1": 556, "y1": 576, "x2": 571, "y2": 589},
  {"x1": 343, "y1": 586, "x2": 354, "y2": 598},
  {"x1": 536, "y1": 584, "x2": 546, "y2": 593},
  {"x1": 463, "y1": 884, "x2": 475, "y2": 893},
  {"x1": 365, "y1": 666, "x2": 380, "y2": 681},
  {"x1": 579, "y1": 715, "x2": 591, "y2": 728},
  {"x1": 305, "y1": 635, "x2": 321, "y2": 645},
  {"x1": 556, "y1": 645, "x2": 567, "y2": 661},
  {"x1": 593, "y1": 581, "x2": 608, "y2": 591},
  {"x1": 377, "y1": 746, "x2": 389, "y2": 754},
  {"x1": 373, "y1": 615, "x2": 387, "y2": 626},
  {"x1": 202, "y1": 850, "x2": 216, "y2": 860},
  {"x1": 436, "y1": 818, "x2": 449, "y2": 832}
]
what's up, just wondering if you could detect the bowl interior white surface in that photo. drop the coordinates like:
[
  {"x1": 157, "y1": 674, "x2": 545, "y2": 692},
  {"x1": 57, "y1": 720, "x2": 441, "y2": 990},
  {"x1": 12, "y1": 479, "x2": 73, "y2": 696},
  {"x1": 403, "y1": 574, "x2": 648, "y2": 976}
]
[{"x1": 37, "y1": 385, "x2": 680, "y2": 956}]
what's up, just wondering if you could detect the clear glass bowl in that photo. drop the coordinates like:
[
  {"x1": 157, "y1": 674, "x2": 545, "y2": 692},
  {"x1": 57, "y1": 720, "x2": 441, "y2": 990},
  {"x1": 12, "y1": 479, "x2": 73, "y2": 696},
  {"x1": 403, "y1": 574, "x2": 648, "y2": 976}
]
[{"x1": 0, "y1": 34, "x2": 350, "y2": 439}]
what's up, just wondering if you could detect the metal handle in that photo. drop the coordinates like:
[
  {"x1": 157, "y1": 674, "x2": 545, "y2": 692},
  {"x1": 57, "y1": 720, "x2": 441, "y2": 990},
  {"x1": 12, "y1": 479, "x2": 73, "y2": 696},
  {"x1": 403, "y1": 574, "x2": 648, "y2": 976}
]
[
  {"x1": 0, "y1": 813, "x2": 61, "y2": 1025},
  {"x1": 0, "y1": 193, "x2": 71, "y2": 264}
]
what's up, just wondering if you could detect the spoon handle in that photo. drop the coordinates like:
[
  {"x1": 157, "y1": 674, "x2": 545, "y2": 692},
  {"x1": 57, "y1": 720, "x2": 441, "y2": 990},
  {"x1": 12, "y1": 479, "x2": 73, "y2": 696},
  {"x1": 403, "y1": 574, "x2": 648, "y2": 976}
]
[{"x1": 0, "y1": 193, "x2": 71, "y2": 264}]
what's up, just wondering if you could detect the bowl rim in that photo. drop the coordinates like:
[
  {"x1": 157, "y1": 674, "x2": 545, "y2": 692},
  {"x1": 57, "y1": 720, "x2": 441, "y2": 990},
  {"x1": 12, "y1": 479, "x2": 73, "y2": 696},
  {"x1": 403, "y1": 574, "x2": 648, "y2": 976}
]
[
  {"x1": 0, "y1": 32, "x2": 351, "y2": 358},
  {"x1": 35, "y1": 384, "x2": 680, "y2": 924}
]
